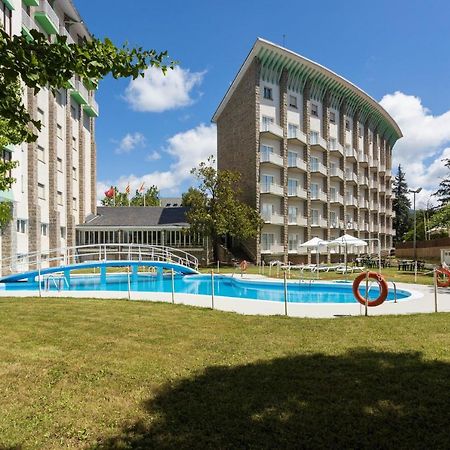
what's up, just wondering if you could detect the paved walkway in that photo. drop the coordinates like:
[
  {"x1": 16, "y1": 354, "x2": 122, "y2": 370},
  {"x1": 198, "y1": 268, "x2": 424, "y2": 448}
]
[{"x1": 1, "y1": 273, "x2": 448, "y2": 318}]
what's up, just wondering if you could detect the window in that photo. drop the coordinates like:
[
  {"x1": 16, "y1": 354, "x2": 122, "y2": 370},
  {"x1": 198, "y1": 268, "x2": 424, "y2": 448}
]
[
  {"x1": 57, "y1": 157, "x2": 63, "y2": 172},
  {"x1": 345, "y1": 119, "x2": 350, "y2": 131},
  {"x1": 263, "y1": 86, "x2": 273, "y2": 100},
  {"x1": 37, "y1": 108, "x2": 45, "y2": 125},
  {"x1": 38, "y1": 145, "x2": 45, "y2": 162},
  {"x1": 16, "y1": 219, "x2": 27, "y2": 234},
  {"x1": 261, "y1": 203, "x2": 274, "y2": 220},
  {"x1": 329, "y1": 137, "x2": 337, "y2": 150},
  {"x1": 330, "y1": 111, "x2": 336, "y2": 124},
  {"x1": 261, "y1": 233, "x2": 274, "y2": 251},
  {"x1": 330, "y1": 187, "x2": 337, "y2": 202},
  {"x1": 40, "y1": 223, "x2": 48, "y2": 237},
  {"x1": 288, "y1": 233, "x2": 298, "y2": 251},
  {"x1": 0, "y1": 1, "x2": 13, "y2": 37},
  {"x1": 57, "y1": 124, "x2": 63, "y2": 139},
  {"x1": 60, "y1": 226, "x2": 66, "y2": 239},
  {"x1": 311, "y1": 183, "x2": 319, "y2": 199},
  {"x1": 330, "y1": 211, "x2": 337, "y2": 227},
  {"x1": 38, "y1": 183, "x2": 45, "y2": 200},
  {"x1": 261, "y1": 116, "x2": 274, "y2": 131},
  {"x1": 288, "y1": 151, "x2": 297, "y2": 167},
  {"x1": 261, "y1": 174, "x2": 274, "y2": 191},
  {"x1": 72, "y1": 166, "x2": 77, "y2": 180},
  {"x1": 310, "y1": 156, "x2": 319, "y2": 172},
  {"x1": 55, "y1": 89, "x2": 63, "y2": 105},
  {"x1": 260, "y1": 145, "x2": 273, "y2": 162},
  {"x1": 311, "y1": 209, "x2": 319, "y2": 225},
  {"x1": 289, "y1": 95, "x2": 297, "y2": 108},
  {"x1": 57, "y1": 191, "x2": 63, "y2": 205},
  {"x1": 310, "y1": 131, "x2": 319, "y2": 144},
  {"x1": 288, "y1": 179, "x2": 298, "y2": 196},
  {"x1": 288, "y1": 123, "x2": 298, "y2": 138},
  {"x1": 72, "y1": 196, "x2": 77, "y2": 210},
  {"x1": 288, "y1": 206, "x2": 298, "y2": 223},
  {"x1": 72, "y1": 136, "x2": 77, "y2": 151},
  {"x1": 0, "y1": 148, "x2": 12, "y2": 177}
]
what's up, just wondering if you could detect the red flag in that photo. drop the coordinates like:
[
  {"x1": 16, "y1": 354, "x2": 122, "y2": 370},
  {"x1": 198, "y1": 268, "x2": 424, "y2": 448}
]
[
  {"x1": 125, "y1": 183, "x2": 131, "y2": 195},
  {"x1": 105, "y1": 186, "x2": 114, "y2": 198},
  {"x1": 139, "y1": 182, "x2": 145, "y2": 192}
]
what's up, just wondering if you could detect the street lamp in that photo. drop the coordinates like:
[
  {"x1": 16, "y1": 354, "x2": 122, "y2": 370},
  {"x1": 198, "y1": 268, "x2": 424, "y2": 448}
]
[{"x1": 409, "y1": 187, "x2": 422, "y2": 282}]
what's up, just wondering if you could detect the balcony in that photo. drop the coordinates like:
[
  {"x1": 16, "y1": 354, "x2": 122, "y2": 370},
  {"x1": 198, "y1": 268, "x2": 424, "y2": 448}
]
[
  {"x1": 83, "y1": 97, "x2": 99, "y2": 118},
  {"x1": 288, "y1": 216, "x2": 307, "y2": 226},
  {"x1": 288, "y1": 157, "x2": 307, "y2": 172},
  {"x1": 261, "y1": 244, "x2": 284, "y2": 255},
  {"x1": 310, "y1": 135, "x2": 327, "y2": 151},
  {"x1": 311, "y1": 218, "x2": 328, "y2": 228},
  {"x1": 370, "y1": 223, "x2": 379, "y2": 233},
  {"x1": 370, "y1": 155, "x2": 379, "y2": 169},
  {"x1": 359, "y1": 198, "x2": 369, "y2": 210},
  {"x1": 261, "y1": 152, "x2": 283, "y2": 167},
  {"x1": 328, "y1": 141, "x2": 344, "y2": 156},
  {"x1": 59, "y1": 25, "x2": 75, "y2": 44},
  {"x1": 260, "y1": 121, "x2": 283, "y2": 140},
  {"x1": 35, "y1": 0, "x2": 59, "y2": 35},
  {"x1": 330, "y1": 220, "x2": 344, "y2": 229},
  {"x1": 359, "y1": 222, "x2": 370, "y2": 232},
  {"x1": 311, "y1": 191, "x2": 327, "y2": 202},
  {"x1": 358, "y1": 175, "x2": 369, "y2": 187},
  {"x1": 358, "y1": 152, "x2": 368, "y2": 166},
  {"x1": 346, "y1": 222, "x2": 358, "y2": 231},
  {"x1": 330, "y1": 193, "x2": 344, "y2": 204},
  {"x1": 345, "y1": 146, "x2": 358, "y2": 161},
  {"x1": 370, "y1": 201, "x2": 378, "y2": 211},
  {"x1": 260, "y1": 183, "x2": 283, "y2": 196},
  {"x1": 330, "y1": 167, "x2": 344, "y2": 179},
  {"x1": 262, "y1": 212, "x2": 284, "y2": 225},
  {"x1": 379, "y1": 162, "x2": 386, "y2": 173},
  {"x1": 345, "y1": 171, "x2": 358, "y2": 184},
  {"x1": 288, "y1": 186, "x2": 307, "y2": 199},
  {"x1": 380, "y1": 204, "x2": 386, "y2": 214},
  {"x1": 346, "y1": 196, "x2": 358, "y2": 208},
  {"x1": 287, "y1": 129, "x2": 307, "y2": 145},
  {"x1": 22, "y1": 10, "x2": 39, "y2": 40},
  {"x1": 311, "y1": 162, "x2": 327, "y2": 176},
  {"x1": 70, "y1": 79, "x2": 89, "y2": 105}
]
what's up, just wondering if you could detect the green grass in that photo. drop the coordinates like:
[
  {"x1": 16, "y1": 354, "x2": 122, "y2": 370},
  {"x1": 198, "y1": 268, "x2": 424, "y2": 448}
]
[{"x1": 0, "y1": 298, "x2": 449, "y2": 449}]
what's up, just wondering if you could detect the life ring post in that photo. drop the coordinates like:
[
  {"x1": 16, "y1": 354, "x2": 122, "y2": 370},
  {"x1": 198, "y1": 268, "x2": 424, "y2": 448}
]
[
  {"x1": 352, "y1": 271, "x2": 388, "y2": 308},
  {"x1": 365, "y1": 270, "x2": 369, "y2": 317}
]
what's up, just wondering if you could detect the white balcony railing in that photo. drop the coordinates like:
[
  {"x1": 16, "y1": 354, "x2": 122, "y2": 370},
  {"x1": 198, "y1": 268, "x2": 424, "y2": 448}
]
[
  {"x1": 311, "y1": 162, "x2": 327, "y2": 176},
  {"x1": 311, "y1": 218, "x2": 328, "y2": 228},
  {"x1": 22, "y1": 10, "x2": 38, "y2": 33},
  {"x1": 262, "y1": 213, "x2": 284, "y2": 225},
  {"x1": 288, "y1": 128, "x2": 307, "y2": 144},
  {"x1": 330, "y1": 193, "x2": 344, "y2": 204},
  {"x1": 38, "y1": 0, "x2": 59, "y2": 31},
  {"x1": 345, "y1": 171, "x2": 358, "y2": 183},
  {"x1": 346, "y1": 196, "x2": 358, "y2": 207},
  {"x1": 345, "y1": 147, "x2": 357, "y2": 159},
  {"x1": 358, "y1": 152, "x2": 368, "y2": 164},
  {"x1": 288, "y1": 157, "x2": 307, "y2": 171},
  {"x1": 311, "y1": 191, "x2": 327, "y2": 202},
  {"x1": 359, "y1": 199, "x2": 369, "y2": 209},
  {"x1": 311, "y1": 135, "x2": 327, "y2": 150},
  {"x1": 288, "y1": 187, "x2": 308, "y2": 199},
  {"x1": 330, "y1": 167, "x2": 344, "y2": 179},
  {"x1": 261, "y1": 152, "x2": 283, "y2": 167},
  {"x1": 358, "y1": 175, "x2": 369, "y2": 186},
  {"x1": 261, "y1": 244, "x2": 284, "y2": 254},
  {"x1": 260, "y1": 183, "x2": 283, "y2": 196},
  {"x1": 260, "y1": 121, "x2": 283, "y2": 139},
  {"x1": 288, "y1": 216, "x2": 307, "y2": 226},
  {"x1": 328, "y1": 141, "x2": 344, "y2": 156}
]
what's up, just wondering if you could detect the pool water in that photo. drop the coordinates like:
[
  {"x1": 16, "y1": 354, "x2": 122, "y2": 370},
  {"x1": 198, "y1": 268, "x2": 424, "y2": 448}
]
[{"x1": 2, "y1": 274, "x2": 411, "y2": 304}]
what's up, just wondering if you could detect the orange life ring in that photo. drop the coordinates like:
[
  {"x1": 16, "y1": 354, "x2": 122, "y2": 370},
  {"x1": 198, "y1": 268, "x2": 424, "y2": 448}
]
[
  {"x1": 436, "y1": 267, "x2": 450, "y2": 287},
  {"x1": 240, "y1": 260, "x2": 248, "y2": 271},
  {"x1": 352, "y1": 272, "x2": 388, "y2": 307}
]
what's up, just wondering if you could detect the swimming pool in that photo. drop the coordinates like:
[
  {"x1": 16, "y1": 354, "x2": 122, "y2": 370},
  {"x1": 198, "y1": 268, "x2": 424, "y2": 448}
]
[{"x1": 2, "y1": 274, "x2": 411, "y2": 304}]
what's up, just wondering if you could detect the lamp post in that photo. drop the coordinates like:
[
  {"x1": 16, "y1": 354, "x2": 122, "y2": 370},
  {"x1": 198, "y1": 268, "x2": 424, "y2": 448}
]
[{"x1": 409, "y1": 187, "x2": 422, "y2": 282}]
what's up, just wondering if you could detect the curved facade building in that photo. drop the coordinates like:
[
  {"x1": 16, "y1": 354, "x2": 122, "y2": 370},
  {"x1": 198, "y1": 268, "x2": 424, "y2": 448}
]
[{"x1": 212, "y1": 38, "x2": 402, "y2": 263}]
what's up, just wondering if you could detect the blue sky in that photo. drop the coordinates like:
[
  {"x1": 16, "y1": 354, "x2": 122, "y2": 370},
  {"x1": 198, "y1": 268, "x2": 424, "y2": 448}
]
[{"x1": 76, "y1": 0, "x2": 450, "y2": 206}]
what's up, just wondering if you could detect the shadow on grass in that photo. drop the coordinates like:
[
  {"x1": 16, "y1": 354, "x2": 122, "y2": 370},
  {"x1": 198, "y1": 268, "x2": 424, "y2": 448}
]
[{"x1": 94, "y1": 350, "x2": 450, "y2": 449}]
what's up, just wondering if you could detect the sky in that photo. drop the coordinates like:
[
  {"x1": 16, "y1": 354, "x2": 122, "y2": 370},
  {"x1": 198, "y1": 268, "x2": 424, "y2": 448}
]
[{"x1": 75, "y1": 0, "x2": 450, "y2": 208}]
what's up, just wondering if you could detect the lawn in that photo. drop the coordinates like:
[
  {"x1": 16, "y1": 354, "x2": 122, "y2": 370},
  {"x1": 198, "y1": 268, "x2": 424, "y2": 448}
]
[{"x1": 0, "y1": 297, "x2": 449, "y2": 449}]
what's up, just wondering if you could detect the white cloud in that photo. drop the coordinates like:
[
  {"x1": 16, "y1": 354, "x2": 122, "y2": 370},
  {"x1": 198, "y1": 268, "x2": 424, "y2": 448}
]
[
  {"x1": 115, "y1": 132, "x2": 146, "y2": 154},
  {"x1": 380, "y1": 92, "x2": 450, "y2": 208},
  {"x1": 124, "y1": 66, "x2": 205, "y2": 112},
  {"x1": 146, "y1": 150, "x2": 162, "y2": 161},
  {"x1": 97, "y1": 123, "x2": 217, "y2": 203}
]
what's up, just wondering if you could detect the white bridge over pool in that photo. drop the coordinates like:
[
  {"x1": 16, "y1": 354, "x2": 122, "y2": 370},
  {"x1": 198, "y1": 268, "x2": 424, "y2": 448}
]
[{"x1": 0, "y1": 244, "x2": 199, "y2": 283}]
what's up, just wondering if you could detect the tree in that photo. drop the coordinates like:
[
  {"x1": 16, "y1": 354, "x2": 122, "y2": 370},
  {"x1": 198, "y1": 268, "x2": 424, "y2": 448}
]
[
  {"x1": 392, "y1": 164, "x2": 412, "y2": 241},
  {"x1": 0, "y1": 27, "x2": 173, "y2": 225},
  {"x1": 428, "y1": 203, "x2": 450, "y2": 236},
  {"x1": 130, "y1": 186, "x2": 159, "y2": 206},
  {"x1": 433, "y1": 158, "x2": 450, "y2": 206},
  {"x1": 183, "y1": 157, "x2": 263, "y2": 262}
]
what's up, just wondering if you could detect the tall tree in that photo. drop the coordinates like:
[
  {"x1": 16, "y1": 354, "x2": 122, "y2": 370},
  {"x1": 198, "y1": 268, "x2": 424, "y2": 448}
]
[
  {"x1": 130, "y1": 186, "x2": 160, "y2": 207},
  {"x1": 392, "y1": 164, "x2": 412, "y2": 241},
  {"x1": 433, "y1": 158, "x2": 450, "y2": 206},
  {"x1": 0, "y1": 27, "x2": 173, "y2": 224},
  {"x1": 183, "y1": 157, "x2": 263, "y2": 262}
]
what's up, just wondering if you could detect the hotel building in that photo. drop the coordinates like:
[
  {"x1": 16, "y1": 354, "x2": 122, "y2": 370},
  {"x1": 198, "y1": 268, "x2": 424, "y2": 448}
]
[
  {"x1": 0, "y1": 0, "x2": 98, "y2": 274},
  {"x1": 213, "y1": 39, "x2": 402, "y2": 263}
]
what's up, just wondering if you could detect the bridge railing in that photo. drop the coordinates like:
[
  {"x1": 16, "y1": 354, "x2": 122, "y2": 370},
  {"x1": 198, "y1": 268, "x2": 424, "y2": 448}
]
[{"x1": 1, "y1": 243, "x2": 199, "y2": 275}]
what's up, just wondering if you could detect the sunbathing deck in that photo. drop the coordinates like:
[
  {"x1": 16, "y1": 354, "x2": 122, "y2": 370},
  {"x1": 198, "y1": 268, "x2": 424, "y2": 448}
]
[{"x1": 1, "y1": 273, "x2": 448, "y2": 318}]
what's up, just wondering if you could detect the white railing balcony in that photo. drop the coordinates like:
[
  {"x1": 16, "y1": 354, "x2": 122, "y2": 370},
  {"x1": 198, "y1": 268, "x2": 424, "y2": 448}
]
[
  {"x1": 311, "y1": 135, "x2": 327, "y2": 150},
  {"x1": 360, "y1": 222, "x2": 370, "y2": 232},
  {"x1": 380, "y1": 204, "x2": 386, "y2": 214},
  {"x1": 311, "y1": 191, "x2": 327, "y2": 202},
  {"x1": 287, "y1": 129, "x2": 307, "y2": 145},
  {"x1": 379, "y1": 162, "x2": 386, "y2": 173},
  {"x1": 262, "y1": 213, "x2": 284, "y2": 225},
  {"x1": 346, "y1": 222, "x2": 358, "y2": 231},
  {"x1": 330, "y1": 220, "x2": 344, "y2": 229},
  {"x1": 330, "y1": 167, "x2": 344, "y2": 179},
  {"x1": 311, "y1": 218, "x2": 328, "y2": 228},
  {"x1": 288, "y1": 157, "x2": 307, "y2": 172},
  {"x1": 22, "y1": 10, "x2": 38, "y2": 33},
  {"x1": 260, "y1": 121, "x2": 283, "y2": 139},
  {"x1": 261, "y1": 244, "x2": 284, "y2": 254},
  {"x1": 260, "y1": 183, "x2": 284, "y2": 196},
  {"x1": 345, "y1": 147, "x2": 357, "y2": 160},
  {"x1": 370, "y1": 223, "x2": 378, "y2": 233},
  {"x1": 261, "y1": 152, "x2": 283, "y2": 167},
  {"x1": 59, "y1": 25, "x2": 75, "y2": 44},
  {"x1": 358, "y1": 175, "x2": 369, "y2": 186},
  {"x1": 36, "y1": 0, "x2": 60, "y2": 33},
  {"x1": 330, "y1": 193, "x2": 344, "y2": 204},
  {"x1": 370, "y1": 201, "x2": 378, "y2": 211},
  {"x1": 288, "y1": 187, "x2": 308, "y2": 199},
  {"x1": 346, "y1": 196, "x2": 358, "y2": 207},
  {"x1": 370, "y1": 155, "x2": 378, "y2": 168},
  {"x1": 345, "y1": 171, "x2": 358, "y2": 183},
  {"x1": 288, "y1": 216, "x2": 307, "y2": 226},
  {"x1": 311, "y1": 162, "x2": 327, "y2": 176},
  {"x1": 369, "y1": 179, "x2": 379, "y2": 190},
  {"x1": 359, "y1": 198, "x2": 369, "y2": 209},
  {"x1": 358, "y1": 152, "x2": 368, "y2": 165},
  {"x1": 328, "y1": 141, "x2": 344, "y2": 156}
]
